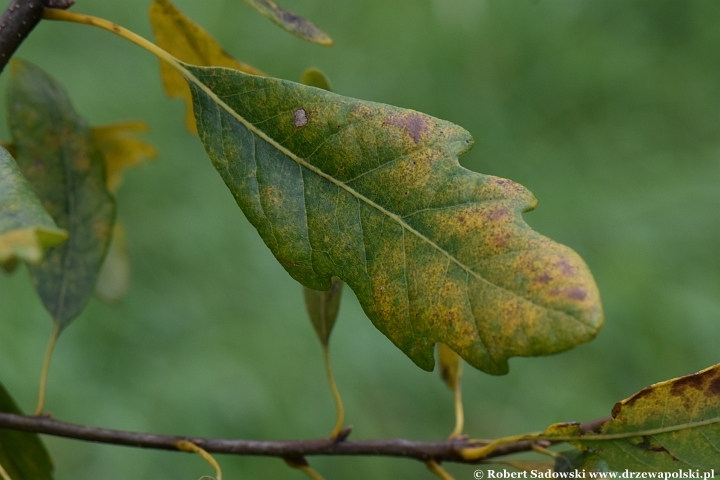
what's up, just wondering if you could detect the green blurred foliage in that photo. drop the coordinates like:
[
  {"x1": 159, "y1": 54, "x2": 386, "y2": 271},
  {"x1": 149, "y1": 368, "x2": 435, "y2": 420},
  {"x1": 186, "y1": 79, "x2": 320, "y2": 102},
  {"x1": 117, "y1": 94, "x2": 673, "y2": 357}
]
[{"x1": 0, "y1": 0, "x2": 719, "y2": 478}]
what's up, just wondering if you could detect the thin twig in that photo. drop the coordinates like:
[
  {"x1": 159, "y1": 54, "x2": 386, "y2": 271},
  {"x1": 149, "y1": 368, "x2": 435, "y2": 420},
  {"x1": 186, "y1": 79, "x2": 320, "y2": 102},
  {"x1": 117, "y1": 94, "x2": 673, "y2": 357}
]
[
  {"x1": 0, "y1": 0, "x2": 74, "y2": 74},
  {"x1": 0, "y1": 412, "x2": 546, "y2": 464}
]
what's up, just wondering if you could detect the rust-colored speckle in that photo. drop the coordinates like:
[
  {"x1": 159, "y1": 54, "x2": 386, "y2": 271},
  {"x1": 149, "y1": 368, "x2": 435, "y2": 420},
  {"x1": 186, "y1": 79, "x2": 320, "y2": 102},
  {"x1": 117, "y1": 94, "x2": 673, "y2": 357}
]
[
  {"x1": 487, "y1": 207, "x2": 508, "y2": 222},
  {"x1": 492, "y1": 232, "x2": 510, "y2": 248},
  {"x1": 384, "y1": 113, "x2": 429, "y2": 144},
  {"x1": 535, "y1": 273, "x2": 553, "y2": 284}
]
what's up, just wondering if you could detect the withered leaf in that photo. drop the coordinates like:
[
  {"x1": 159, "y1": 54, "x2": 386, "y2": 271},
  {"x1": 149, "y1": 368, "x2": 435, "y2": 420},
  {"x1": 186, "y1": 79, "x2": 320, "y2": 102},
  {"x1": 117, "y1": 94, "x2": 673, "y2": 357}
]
[
  {"x1": 149, "y1": 0, "x2": 264, "y2": 133},
  {"x1": 242, "y1": 0, "x2": 332, "y2": 46}
]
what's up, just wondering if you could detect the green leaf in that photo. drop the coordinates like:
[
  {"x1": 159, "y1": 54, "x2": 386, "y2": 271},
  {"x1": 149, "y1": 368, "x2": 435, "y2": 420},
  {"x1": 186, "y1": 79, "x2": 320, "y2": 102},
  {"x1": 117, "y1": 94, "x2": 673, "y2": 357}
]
[
  {"x1": 7, "y1": 59, "x2": 116, "y2": 332},
  {"x1": 569, "y1": 364, "x2": 720, "y2": 472},
  {"x1": 303, "y1": 277, "x2": 343, "y2": 346},
  {"x1": 184, "y1": 64, "x2": 603, "y2": 374},
  {"x1": 0, "y1": 147, "x2": 67, "y2": 270},
  {"x1": 300, "y1": 67, "x2": 333, "y2": 91},
  {"x1": 0, "y1": 381, "x2": 54, "y2": 480},
  {"x1": 242, "y1": 0, "x2": 333, "y2": 46}
]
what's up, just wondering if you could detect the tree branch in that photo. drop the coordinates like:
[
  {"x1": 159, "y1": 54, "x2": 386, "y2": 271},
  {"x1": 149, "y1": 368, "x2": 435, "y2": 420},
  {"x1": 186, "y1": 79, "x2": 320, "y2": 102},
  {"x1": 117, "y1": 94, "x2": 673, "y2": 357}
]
[
  {"x1": 0, "y1": 412, "x2": 548, "y2": 464},
  {"x1": 0, "y1": 0, "x2": 74, "y2": 74}
]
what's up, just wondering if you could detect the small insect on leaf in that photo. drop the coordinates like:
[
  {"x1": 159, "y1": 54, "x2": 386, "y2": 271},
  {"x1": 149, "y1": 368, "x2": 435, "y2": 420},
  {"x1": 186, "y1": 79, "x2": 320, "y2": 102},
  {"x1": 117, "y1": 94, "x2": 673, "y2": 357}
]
[
  {"x1": 0, "y1": 147, "x2": 68, "y2": 270},
  {"x1": 149, "y1": 0, "x2": 264, "y2": 133},
  {"x1": 242, "y1": 0, "x2": 333, "y2": 46}
]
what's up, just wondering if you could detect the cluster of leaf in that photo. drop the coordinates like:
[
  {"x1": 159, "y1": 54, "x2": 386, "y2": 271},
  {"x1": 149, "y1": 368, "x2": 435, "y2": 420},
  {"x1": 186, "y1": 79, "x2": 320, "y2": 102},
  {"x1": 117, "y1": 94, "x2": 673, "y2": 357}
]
[{"x1": 1, "y1": 0, "x2": 718, "y2": 478}]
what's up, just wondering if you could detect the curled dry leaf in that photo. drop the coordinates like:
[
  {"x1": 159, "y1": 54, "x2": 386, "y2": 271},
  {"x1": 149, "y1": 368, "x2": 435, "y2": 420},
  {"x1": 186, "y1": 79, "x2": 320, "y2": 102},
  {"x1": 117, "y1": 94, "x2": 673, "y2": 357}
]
[
  {"x1": 7, "y1": 59, "x2": 115, "y2": 331},
  {"x1": 0, "y1": 147, "x2": 67, "y2": 271},
  {"x1": 149, "y1": 0, "x2": 264, "y2": 133},
  {"x1": 183, "y1": 63, "x2": 603, "y2": 374},
  {"x1": 242, "y1": 0, "x2": 333, "y2": 46}
]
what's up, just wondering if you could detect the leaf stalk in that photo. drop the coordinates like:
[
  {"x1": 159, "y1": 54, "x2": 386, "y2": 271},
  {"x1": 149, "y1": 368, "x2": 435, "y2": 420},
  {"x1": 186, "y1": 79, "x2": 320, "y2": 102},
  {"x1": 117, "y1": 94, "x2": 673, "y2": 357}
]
[{"x1": 35, "y1": 323, "x2": 59, "y2": 415}]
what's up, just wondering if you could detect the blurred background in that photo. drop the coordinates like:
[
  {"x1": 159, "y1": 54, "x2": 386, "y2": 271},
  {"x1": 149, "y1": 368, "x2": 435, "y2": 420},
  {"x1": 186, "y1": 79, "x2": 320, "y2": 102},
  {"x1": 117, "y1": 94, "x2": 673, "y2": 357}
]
[{"x1": 1, "y1": 0, "x2": 719, "y2": 478}]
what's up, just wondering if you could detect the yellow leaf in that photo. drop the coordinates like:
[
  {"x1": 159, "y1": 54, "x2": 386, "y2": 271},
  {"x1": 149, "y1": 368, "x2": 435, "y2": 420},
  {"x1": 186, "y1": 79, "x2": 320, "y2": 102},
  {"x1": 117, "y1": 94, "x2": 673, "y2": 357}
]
[
  {"x1": 149, "y1": 0, "x2": 264, "y2": 133},
  {"x1": 92, "y1": 122, "x2": 158, "y2": 193}
]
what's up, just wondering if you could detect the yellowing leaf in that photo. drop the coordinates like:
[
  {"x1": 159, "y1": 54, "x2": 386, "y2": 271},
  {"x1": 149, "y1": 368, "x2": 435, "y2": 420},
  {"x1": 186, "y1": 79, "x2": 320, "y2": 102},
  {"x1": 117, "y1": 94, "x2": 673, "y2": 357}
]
[
  {"x1": 182, "y1": 63, "x2": 603, "y2": 374},
  {"x1": 571, "y1": 364, "x2": 720, "y2": 471},
  {"x1": 0, "y1": 380, "x2": 54, "y2": 480},
  {"x1": 92, "y1": 122, "x2": 158, "y2": 193},
  {"x1": 303, "y1": 277, "x2": 343, "y2": 346},
  {"x1": 149, "y1": 0, "x2": 264, "y2": 133},
  {"x1": 0, "y1": 147, "x2": 67, "y2": 270},
  {"x1": 243, "y1": 0, "x2": 333, "y2": 46},
  {"x1": 95, "y1": 223, "x2": 130, "y2": 303},
  {"x1": 8, "y1": 59, "x2": 115, "y2": 332}
]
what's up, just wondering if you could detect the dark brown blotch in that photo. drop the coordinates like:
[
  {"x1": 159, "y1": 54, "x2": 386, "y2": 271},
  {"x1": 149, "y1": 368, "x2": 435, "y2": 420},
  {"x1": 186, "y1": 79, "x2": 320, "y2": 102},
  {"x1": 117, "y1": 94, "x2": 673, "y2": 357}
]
[
  {"x1": 670, "y1": 372, "x2": 705, "y2": 396},
  {"x1": 706, "y1": 376, "x2": 720, "y2": 396},
  {"x1": 622, "y1": 386, "x2": 654, "y2": 409}
]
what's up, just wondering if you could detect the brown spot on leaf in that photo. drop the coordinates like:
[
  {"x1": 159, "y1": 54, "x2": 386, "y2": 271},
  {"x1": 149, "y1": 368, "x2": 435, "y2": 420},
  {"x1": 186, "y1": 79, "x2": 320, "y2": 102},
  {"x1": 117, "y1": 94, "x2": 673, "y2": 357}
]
[
  {"x1": 487, "y1": 207, "x2": 508, "y2": 222},
  {"x1": 384, "y1": 113, "x2": 429, "y2": 144},
  {"x1": 565, "y1": 287, "x2": 587, "y2": 301},
  {"x1": 611, "y1": 401, "x2": 623, "y2": 418},
  {"x1": 555, "y1": 258, "x2": 577, "y2": 276},
  {"x1": 536, "y1": 273, "x2": 553, "y2": 284}
]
